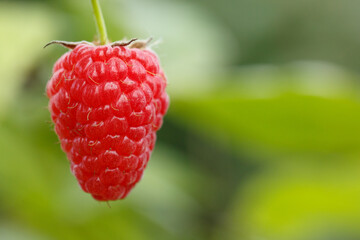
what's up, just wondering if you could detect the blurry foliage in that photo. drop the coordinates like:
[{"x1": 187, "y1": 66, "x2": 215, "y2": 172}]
[
  {"x1": 187, "y1": 0, "x2": 360, "y2": 69},
  {"x1": 171, "y1": 65, "x2": 360, "y2": 156},
  {"x1": 0, "y1": 0, "x2": 360, "y2": 240},
  {"x1": 226, "y1": 161, "x2": 360, "y2": 240},
  {"x1": 0, "y1": 3, "x2": 56, "y2": 117}
]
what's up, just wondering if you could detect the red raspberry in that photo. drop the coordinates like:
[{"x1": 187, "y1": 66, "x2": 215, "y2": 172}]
[{"x1": 46, "y1": 43, "x2": 169, "y2": 201}]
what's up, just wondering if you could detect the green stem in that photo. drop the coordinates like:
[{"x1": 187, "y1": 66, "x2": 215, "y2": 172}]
[{"x1": 91, "y1": 0, "x2": 108, "y2": 45}]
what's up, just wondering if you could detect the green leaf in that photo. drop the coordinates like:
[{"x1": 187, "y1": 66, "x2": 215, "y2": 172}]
[
  {"x1": 224, "y1": 160, "x2": 360, "y2": 240},
  {"x1": 170, "y1": 64, "x2": 360, "y2": 157}
]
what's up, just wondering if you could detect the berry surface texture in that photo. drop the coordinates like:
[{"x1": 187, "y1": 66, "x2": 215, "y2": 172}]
[{"x1": 46, "y1": 43, "x2": 169, "y2": 201}]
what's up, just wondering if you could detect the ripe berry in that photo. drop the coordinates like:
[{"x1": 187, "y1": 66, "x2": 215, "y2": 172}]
[{"x1": 46, "y1": 42, "x2": 169, "y2": 201}]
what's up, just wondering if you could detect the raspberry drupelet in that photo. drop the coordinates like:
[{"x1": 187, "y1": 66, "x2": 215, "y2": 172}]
[{"x1": 46, "y1": 43, "x2": 169, "y2": 201}]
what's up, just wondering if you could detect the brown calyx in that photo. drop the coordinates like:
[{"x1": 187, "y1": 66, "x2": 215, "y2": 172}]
[{"x1": 44, "y1": 38, "x2": 153, "y2": 50}]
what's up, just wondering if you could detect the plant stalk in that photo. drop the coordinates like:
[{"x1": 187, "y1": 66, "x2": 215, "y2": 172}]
[{"x1": 91, "y1": 0, "x2": 108, "y2": 45}]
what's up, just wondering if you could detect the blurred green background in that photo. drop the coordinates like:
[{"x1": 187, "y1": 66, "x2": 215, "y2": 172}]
[{"x1": 1, "y1": 0, "x2": 360, "y2": 239}]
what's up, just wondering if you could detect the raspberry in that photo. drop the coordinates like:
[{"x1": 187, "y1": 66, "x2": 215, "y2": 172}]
[{"x1": 46, "y1": 43, "x2": 169, "y2": 201}]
